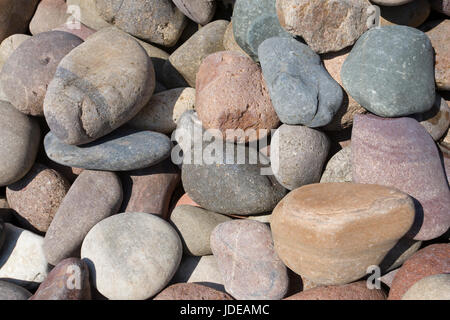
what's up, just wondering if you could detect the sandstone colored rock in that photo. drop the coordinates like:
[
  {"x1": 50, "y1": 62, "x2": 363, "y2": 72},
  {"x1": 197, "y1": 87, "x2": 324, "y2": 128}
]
[
  {"x1": 166, "y1": 20, "x2": 228, "y2": 88},
  {"x1": 0, "y1": 281, "x2": 32, "y2": 300},
  {"x1": 171, "y1": 205, "x2": 232, "y2": 256},
  {"x1": 285, "y1": 281, "x2": 386, "y2": 300},
  {"x1": 211, "y1": 220, "x2": 289, "y2": 300},
  {"x1": 389, "y1": 244, "x2": 450, "y2": 300},
  {"x1": 276, "y1": 0, "x2": 371, "y2": 53},
  {"x1": 43, "y1": 28, "x2": 155, "y2": 145},
  {"x1": 402, "y1": 274, "x2": 450, "y2": 300},
  {"x1": 6, "y1": 163, "x2": 70, "y2": 233},
  {"x1": 0, "y1": 0, "x2": 39, "y2": 42},
  {"x1": 222, "y1": 22, "x2": 248, "y2": 57},
  {"x1": 0, "y1": 224, "x2": 50, "y2": 289},
  {"x1": 121, "y1": 159, "x2": 180, "y2": 219},
  {"x1": 154, "y1": 283, "x2": 232, "y2": 300},
  {"x1": 81, "y1": 212, "x2": 183, "y2": 300},
  {"x1": 196, "y1": 51, "x2": 279, "y2": 143},
  {"x1": 30, "y1": 258, "x2": 91, "y2": 300},
  {"x1": 425, "y1": 20, "x2": 450, "y2": 91},
  {"x1": 129, "y1": 88, "x2": 195, "y2": 134},
  {"x1": 94, "y1": 0, "x2": 186, "y2": 46},
  {"x1": 322, "y1": 49, "x2": 367, "y2": 131},
  {"x1": 0, "y1": 34, "x2": 30, "y2": 71},
  {"x1": 414, "y1": 94, "x2": 450, "y2": 141},
  {"x1": 1, "y1": 31, "x2": 83, "y2": 116},
  {"x1": 0, "y1": 101, "x2": 40, "y2": 186},
  {"x1": 29, "y1": 0, "x2": 69, "y2": 35},
  {"x1": 351, "y1": 114, "x2": 450, "y2": 240},
  {"x1": 271, "y1": 125, "x2": 330, "y2": 190},
  {"x1": 271, "y1": 183, "x2": 415, "y2": 285},
  {"x1": 173, "y1": 0, "x2": 216, "y2": 25},
  {"x1": 320, "y1": 146, "x2": 352, "y2": 183},
  {"x1": 44, "y1": 170, "x2": 123, "y2": 266}
]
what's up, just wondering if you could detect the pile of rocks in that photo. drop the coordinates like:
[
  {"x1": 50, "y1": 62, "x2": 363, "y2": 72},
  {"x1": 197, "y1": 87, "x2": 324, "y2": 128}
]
[{"x1": 0, "y1": 0, "x2": 448, "y2": 300}]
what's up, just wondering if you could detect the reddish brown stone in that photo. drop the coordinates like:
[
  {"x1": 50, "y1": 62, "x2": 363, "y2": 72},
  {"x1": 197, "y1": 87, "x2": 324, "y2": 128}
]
[
  {"x1": 121, "y1": 159, "x2": 180, "y2": 219},
  {"x1": 6, "y1": 163, "x2": 70, "y2": 232},
  {"x1": 30, "y1": 258, "x2": 91, "y2": 300},
  {"x1": 175, "y1": 193, "x2": 201, "y2": 208},
  {"x1": 285, "y1": 281, "x2": 386, "y2": 300},
  {"x1": 196, "y1": 51, "x2": 279, "y2": 143},
  {"x1": 388, "y1": 244, "x2": 450, "y2": 300},
  {"x1": 153, "y1": 283, "x2": 233, "y2": 300}
]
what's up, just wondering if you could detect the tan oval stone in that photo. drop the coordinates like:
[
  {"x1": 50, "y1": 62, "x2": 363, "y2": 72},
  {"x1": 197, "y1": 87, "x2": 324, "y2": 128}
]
[
  {"x1": 0, "y1": 34, "x2": 30, "y2": 71},
  {"x1": 129, "y1": 88, "x2": 195, "y2": 134},
  {"x1": 271, "y1": 183, "x2": 416, "y2": 286},
  {"x1": 425, "y1": 20, "x2": 450, "y2": 91}
]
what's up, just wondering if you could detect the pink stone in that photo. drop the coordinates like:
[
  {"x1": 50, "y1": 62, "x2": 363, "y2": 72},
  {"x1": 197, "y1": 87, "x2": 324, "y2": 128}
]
[{"x1": 351, "y1": 114, "x2": 450, "y2": 241}]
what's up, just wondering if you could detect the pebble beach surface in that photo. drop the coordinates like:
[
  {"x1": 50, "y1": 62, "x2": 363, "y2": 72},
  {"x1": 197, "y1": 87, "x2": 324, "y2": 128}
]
[{"x1": 0, "y1": 0, "x2": 448, "y2": 301}]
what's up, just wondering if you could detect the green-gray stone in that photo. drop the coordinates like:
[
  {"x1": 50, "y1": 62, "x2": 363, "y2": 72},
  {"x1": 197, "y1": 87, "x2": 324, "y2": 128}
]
[
  {"x1": 341, "y1": 26, "x2": 435, "y2": 117},
  {"x1": 232, "y1": 0, "x2": 291, "y2": 61}
]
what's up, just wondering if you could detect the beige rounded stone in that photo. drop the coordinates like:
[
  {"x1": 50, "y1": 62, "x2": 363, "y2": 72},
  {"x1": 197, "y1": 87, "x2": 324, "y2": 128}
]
[
  {"x1": 276, "y1": 0, "x2": 371, "y2": 53},
  {"x1": 129, "y1": 87, "x2": 195, "y2": 134},
  {"x1": 0, "y1": 34, "x2": 30, "y2": 71},
  {"x1": 196, "y1": 51, "x2": 279, "y2": 143},
  {"x1": 320, "y1": 146, "x2": 352, "y2": 183},
  {"x1": 271, "y1": 183, "x2": 416, "y2": 285},
  {"x1": 223, "y1": 21, "x2": 249, "y2": 57},
  {"x1": 167, "y1": 20, "x2": 229, "y2": 87},
  {"x1": 426, "y1": 20, "x2": 450, "y2": 91},
  {"x1": 29, "y1": 0, "x2": 69, "y2": 35},
  {"x1": 66, "y1": 0, "x2": 112, "y2": 31},
  {"x1": 402, "y1": 274, "x2": 450, "y2": 300}
]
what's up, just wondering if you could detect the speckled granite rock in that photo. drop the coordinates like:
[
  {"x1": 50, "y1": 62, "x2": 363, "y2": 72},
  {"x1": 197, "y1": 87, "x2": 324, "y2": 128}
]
[
  {"x1": 276, "y1": 0, "x2": 371, "y2": 53},
  {"x1": 320, "y1": 147, "x2": 352, "y2": 183},
  {"x1": 94, "y1": 0, "x2": 186, "y2": 46},
  {"x1": 6, "y1": 163, "x2": 70, "y2": 233},
  {"x1": 271, "y1": 124, "x2": 330, "y2": 190},
  {"x1": 351, "y1": 114, "x2": 450, "y2": 240},
  {"x1": 172, "y1": 0, "x2": 216, "y2": 25},
  {"x1": 211, "y1": 220, "x2": 289, "y2": 300}
]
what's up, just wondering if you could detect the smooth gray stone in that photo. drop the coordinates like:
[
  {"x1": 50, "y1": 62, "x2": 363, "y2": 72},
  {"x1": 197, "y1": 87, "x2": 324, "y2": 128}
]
[
  {"x1": 0, "y1": 280, "x2": 32, "y2": 300},
  {"x1": 44, "y1": 128, "x2": 172, "y2": 171},
  {"x1": 341, "y1": 26, "x2": 435, "y2": 117},
  {"x1": 232, "y1": 0, "x2": 291, "y2": 60},
  {"x1": 182, "y1": 143, "x2": 287, "y2": 215},
  {"x1": 258, "y1": 37, "x2": 343, "y2": 127}
]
